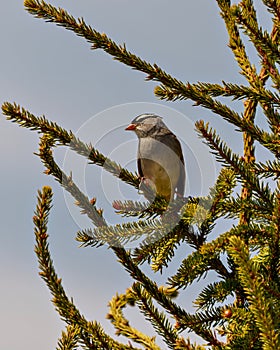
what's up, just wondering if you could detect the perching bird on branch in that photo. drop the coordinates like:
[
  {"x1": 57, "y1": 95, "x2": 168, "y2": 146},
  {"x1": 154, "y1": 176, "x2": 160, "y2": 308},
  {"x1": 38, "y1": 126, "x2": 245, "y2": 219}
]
[{"x1": 126, "y1": 113, "x2": 185, "y2": 202}]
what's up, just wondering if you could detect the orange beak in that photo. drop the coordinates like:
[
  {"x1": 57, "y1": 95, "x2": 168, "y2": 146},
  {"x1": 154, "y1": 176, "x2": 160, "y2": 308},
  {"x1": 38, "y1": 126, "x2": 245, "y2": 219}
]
[{"x1": 125, "y1": 123, "x2": 136, "y2": 131}]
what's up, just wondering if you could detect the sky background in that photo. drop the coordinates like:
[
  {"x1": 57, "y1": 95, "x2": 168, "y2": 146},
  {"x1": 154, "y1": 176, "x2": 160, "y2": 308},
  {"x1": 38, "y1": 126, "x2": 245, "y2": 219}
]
[{"x1": 0, "y1": 1, "x2": 272, "y2": 349}]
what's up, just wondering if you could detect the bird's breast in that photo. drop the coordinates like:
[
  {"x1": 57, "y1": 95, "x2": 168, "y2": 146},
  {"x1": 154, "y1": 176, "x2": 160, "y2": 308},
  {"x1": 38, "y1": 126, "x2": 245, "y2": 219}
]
[{"x1": 138, "y1": 137, "x2": 182, "y2": 200}]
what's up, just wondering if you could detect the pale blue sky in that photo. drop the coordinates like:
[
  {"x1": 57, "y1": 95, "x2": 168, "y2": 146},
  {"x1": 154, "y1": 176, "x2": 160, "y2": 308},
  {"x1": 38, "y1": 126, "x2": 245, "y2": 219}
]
[{"x1": 0, "y1": 1, "x2": 272, "y2": 349}]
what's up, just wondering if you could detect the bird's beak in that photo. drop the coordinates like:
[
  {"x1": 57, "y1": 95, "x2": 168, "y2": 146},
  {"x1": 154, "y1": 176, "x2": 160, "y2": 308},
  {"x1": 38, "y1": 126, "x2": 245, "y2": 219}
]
[{"x1": 125, "y1": 123, "x2": 136, "y2": 131}]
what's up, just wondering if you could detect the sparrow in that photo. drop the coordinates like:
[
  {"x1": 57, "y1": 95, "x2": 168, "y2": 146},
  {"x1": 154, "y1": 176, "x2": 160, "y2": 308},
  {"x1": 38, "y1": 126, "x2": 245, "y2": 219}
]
[{"x1": 125, "y1": 113, "x2": 185, "y2": 202}]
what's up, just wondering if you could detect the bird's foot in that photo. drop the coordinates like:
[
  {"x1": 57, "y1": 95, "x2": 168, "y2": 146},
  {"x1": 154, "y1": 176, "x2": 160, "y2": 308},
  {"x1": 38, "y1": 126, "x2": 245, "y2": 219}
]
[{"x1": 138, "y1": 177, "x2": 157, "y2": 201}]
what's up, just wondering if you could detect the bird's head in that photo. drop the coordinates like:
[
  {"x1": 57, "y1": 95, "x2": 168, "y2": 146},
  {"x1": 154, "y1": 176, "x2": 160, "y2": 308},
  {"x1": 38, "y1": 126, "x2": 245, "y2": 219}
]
[{"x1": 125, "y1": 113, "x2": 166, "y2": 138}]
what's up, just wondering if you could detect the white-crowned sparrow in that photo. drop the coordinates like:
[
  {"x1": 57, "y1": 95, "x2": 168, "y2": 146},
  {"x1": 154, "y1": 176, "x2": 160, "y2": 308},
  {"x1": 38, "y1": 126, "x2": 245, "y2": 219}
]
[{"x1": 125, "y1": 113, "x2": 185, "y2": 202}]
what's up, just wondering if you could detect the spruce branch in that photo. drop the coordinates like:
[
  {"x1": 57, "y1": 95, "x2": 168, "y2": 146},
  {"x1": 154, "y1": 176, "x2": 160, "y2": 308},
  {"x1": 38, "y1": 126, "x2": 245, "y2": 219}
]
[
  {"x1": 37, "y1": 130, "x2": 212, "y2": 347},
  {"x1": 216, "y1": 0, "x2": 259, "y2": 86},
  {"x1": 34, "y1": 187, "x2": 129, "y2": 350},
  {"x1": 107, "y1": 292, "x2": 159, "y2": 350},
  {"x1": 198, "y1": 223, "x2": 274, "y2": 267},
  {"x1": 194, "y1": 280, "x2": 236, "y2": 310},
  {"x1": 110, "y1": 247, "x2": 222, "y2": 345},
  {"x1": 256, "y1": 160, "x2": 280, "y2": 179},
  {"x1": 1, "y1": 102, "x2": 139, "y2": 189},
  {"x1": 23, "y1": 0, "x2": 189, "y2": 93},
  {"x1": 195, "y1": 81, "x2": 280, "y2": 105},
  {"x1": 77, "y1": 215, "x2": 191, "y2": 273},
  {"x1": 155, "y1": 80, "x2": 280, "y2": 106},
  {"x1": 219, "y1": 306, "x2": 261, "y2": 349},
  {"x1": 268, "y1": 185, "x2": 280, "y2": 290},
  {"x1": 174, "y1": 338, "x2": 207, "y2": 350},
  {"x1": 237, "y1": 20, "x2": 280, "y2": 225},
  {"x1": 56, "y1": 325, "x2": 81, "y2": 350},
  {"x1": 130, "y1": 283, "x2": 179, "y2": 349},
  {"x1": 235, "y1": 1, "x2": 280, "y2": 88},
  {"x1": 76, "y1": 218, "x2": 163, "y2": 248},
  {"x1": 169, "y1": 223, "x2": 269, "y2": 290},
  {"x1": 155, "y1": 82, "x2": 244, "y2": 126},
  {"x1": 112, "y1": 199, "x2": 165, "y2": 219},
  {"x1": 198, "y1": 167, "x2": 236, "y2": 237},
  {"x1": 168, "y1": 247, "x2": 229, "y2": 290},
  {"x1": 174, "y1": 307, "x2": 224, "y2": 344},
  {"x1": 220, "y1": 196, "x2": 273, "y2": 222},
  {"x1": 214, "y1": 2, "x2": 280, "y2": 228},
  {"x1": 132, "y1": 221, "x2": 193, "y2": 271},
  {"x1": 162, "y1": 168, "x2": 235, "y2": 284},
  {"x1": 112, "y1": 196, "x2": 188, "y2": 219},
  {"x1": 240, "y1": 100, "x2": 257, "y2": 225},
  {"x1": 156, "y1": 88, "x2": 280, "y2": 158},
  {"x1": 262, "y1": 0, "x2": 280, "y2": 21},
  {"x1": 38, "y1": 134, "x2": 106, "y2": 227},
  {"x1": 22, "y1": 0, "x2": 280, "y2": 159},
  {"x1": 2, "y1": 102, "x2": 74, "y2": 144},
  {"x1": 195, "y1": 120, "x2": 274, "y2": 206},
  {"x1": 72, "y1": 137, "x2": 139, "y2": 188},
  {"x1": 78, "y1": 225, "x2": 224, "y2": 344},
  {"x1": 227, "y1": 236, "x2": 280, "y2": 349}
]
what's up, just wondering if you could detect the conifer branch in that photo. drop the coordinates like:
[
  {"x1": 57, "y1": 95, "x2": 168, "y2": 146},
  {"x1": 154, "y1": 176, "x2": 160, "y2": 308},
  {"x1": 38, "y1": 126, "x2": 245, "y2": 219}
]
[
  {"x1": 221, "y1": 196, "x2": 273, "y2": 222},
  {"x1": 1, "y1": 102, "x2": 139, "y2": 189},
  {"x1": 235, "y1": 1, "x2": 280, "y2": 88},
  {"x1": 112, "y1": 198, "x2": 170, "y2": 219},
  {"x1": 174, "y1": 307, "x2": 224, "y2": 344},
  {"x1": 195, "y1": 120, "x2": 274, "y2": 206},
  {"x1": 110, "y1": 247, "x2": 221, "y2": 345},
  {"x1": 268, "y1": 185, "x2": 280, "y2": 291},
  {"x1": 56, "y1": 325, "x2": 81, "y2": 350},
  {"x1": 198, "y1": 168, "x2": 236, "y2": 237},
  {"x1": 131, "y1": 197, "x2": 219, "y2": 268},
  {"x1": 2, "y1": 102, "x2": 73, "y2": 143},
  {"x1": 132, "y1": 221, "x2": 192, "y2": 271},
  {"x1": 169, "y1": 222, "x2": 270, "y2": 291},
  {"x1": 162, "y1": 168, "x2": 235, "y2": 282},
  {"x1": 37, "y1": 139, "x2": 218, "y2": 346},
  {"x1": 155, "y1": 82, "x2": 245, "y2": 126},
  {"x1": 263, "y1": 0, "x2": 280, "y2": 21},
  {"x1": 227, "y1": 236, "x2": 280, "y2": 349},
  {"x1": 240, "y1": 100, "x2": 257, "y2": 225},
  {"x1": 216, "y1": 0, "x2": 259, "y2": 86},
  {"x1": 200, "y1": 223, "x2": 269, "y2": 256},
  {"x1": 130, "y1": 283, "x2": 179, "y2": 349},
  {"x1": 219, "y1": 306, "x2": 260, "y2": 348},
  {"x1": 22, "y1": 0, "x2": 280, "y2": 162},
  {"x1": 195, "y1": 81, "x2": 280, "y2": 105},
  {"x1": 174, "y1": 338, "x2": 207, "y2": 350},
  {"x1": 107, "y1": 292, "x2": 159, "y2": 350},
  {"x1": 34, "y1": 187, "x2": 129, "y2": 349},
  {"x1": 155, "y1": 80, "x2": 280, "y2": 106},
  {"x1": 194, "y1": 279, "x2": 236, "y2": 310},
  {"x1": 256, "y1": 159, "x2": 280, "y2": 179},
  {"x1": 113, "y1": 195, "x2": 189, "y2": 220},
  {"x1": 23, "y1": 0, "x2": 189, "y2": 93},
  {"x1": 76, "y1": 219, "x2": 163, "y2": 248},
  {"x1": 168, "y1": 248, "x2": 228, "y2": 290},
  {"x1": 38, "y1": 134, "x2": 106, "y2": 227}
]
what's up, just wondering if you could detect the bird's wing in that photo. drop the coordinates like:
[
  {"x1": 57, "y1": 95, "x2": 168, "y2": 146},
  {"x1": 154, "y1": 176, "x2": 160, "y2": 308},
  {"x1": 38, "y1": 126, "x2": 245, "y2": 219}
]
[
  {"x1": 172, "y1": 134, "x2": 185, "y2": 197},
  {"x1": 177, "y1": 157, "x2": 186, "y2": 197},
  {"x1": 157, "y1": 132, "x2": 186, "y2": 196},
  {"x1": 137, "y1": 146, "x2": 144, "y2": 178}
]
